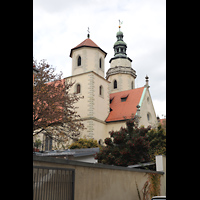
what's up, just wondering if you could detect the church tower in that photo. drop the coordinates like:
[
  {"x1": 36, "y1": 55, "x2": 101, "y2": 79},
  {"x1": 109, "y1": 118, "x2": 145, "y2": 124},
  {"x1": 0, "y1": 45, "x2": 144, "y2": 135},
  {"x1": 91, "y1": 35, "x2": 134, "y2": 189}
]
[
  {"x1": 67, "y1": 32, "x2": 110, "y2": 142},
  {"x1": 70, "y1": 33, "x2": 107, "y2": 78},
  {"x1": 106, "y1": 25, "x2": 137, "y2": 93}
]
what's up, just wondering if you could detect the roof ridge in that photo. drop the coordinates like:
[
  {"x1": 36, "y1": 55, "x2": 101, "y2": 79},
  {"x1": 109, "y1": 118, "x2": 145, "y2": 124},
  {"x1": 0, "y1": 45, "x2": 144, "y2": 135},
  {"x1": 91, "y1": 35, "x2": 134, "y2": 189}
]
[{"x1": 110, "y1": 87, "x2": 145, "y2": 95}]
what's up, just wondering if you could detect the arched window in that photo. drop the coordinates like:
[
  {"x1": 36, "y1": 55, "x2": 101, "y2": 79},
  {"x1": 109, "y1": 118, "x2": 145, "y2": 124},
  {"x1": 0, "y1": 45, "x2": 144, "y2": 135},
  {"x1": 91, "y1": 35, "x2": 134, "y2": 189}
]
[
  {"x1": 99, "y1": 58, "x2": 102, "y2": 69},
  {"x1": 114, "y1": 80, "x2": 117, "y2": 89},
  {"x1": 99, "y1": 85, "x2": 103, "y2": 97},
  {"x1": 147, "y1": 112, "x2": 151, "y2": 121},
  {"x1": 131, "y1": 81, "x2": 134, "y2": 89},
  {"x1": 77, "y1": 84, "x2": 81, "y2": 94},
  {"x1": 77, "y1": 56, "x2": 81, "y2": 66}
]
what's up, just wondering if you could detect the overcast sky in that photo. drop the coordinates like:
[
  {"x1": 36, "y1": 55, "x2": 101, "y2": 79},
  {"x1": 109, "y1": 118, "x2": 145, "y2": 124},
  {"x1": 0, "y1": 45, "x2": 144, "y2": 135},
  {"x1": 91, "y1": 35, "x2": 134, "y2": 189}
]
[{"x1": 33, "y1": 0, "x2": 166, "y2": 118}]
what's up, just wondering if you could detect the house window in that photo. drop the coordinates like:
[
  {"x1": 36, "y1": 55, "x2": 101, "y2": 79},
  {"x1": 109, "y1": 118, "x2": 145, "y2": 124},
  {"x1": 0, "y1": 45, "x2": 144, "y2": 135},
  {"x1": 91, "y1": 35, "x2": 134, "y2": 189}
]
[
  {"x1": 114, "y1": 80, "x2": 117, "y2": 89},
  {"x1": 99, "y1": 58, "x2": 102, "y2": 69},
  {"x1": 77, "y1": 56, "x2": 81, "y2": 66},
  {"x1": 77, "y1": 84, "x2": 81, "y2": 94},
  {"x1": 45, "y1": 135, "x2": 52, "y2": 151}
]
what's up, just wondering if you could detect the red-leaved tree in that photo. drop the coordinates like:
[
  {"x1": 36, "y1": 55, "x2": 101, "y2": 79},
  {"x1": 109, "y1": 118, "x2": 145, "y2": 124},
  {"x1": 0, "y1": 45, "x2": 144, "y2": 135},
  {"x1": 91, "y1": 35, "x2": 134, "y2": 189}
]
[
  {"x1": 33, "y1": 59, "x2": 85, "y2": 143},
  {"x1": 95, "y1": 116, "x2": 151, "y2": 166}
]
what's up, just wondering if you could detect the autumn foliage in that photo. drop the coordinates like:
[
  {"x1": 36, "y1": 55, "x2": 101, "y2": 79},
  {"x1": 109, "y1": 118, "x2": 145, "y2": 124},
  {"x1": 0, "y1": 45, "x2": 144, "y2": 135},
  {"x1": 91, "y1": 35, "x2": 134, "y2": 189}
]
[{"x1": 33, "y1": 59, "x2": 85, "y2": 142}]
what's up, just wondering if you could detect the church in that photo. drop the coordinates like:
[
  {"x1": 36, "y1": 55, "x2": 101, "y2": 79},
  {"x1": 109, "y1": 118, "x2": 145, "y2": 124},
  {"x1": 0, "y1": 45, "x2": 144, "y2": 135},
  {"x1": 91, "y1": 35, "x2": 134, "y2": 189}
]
[{"x1": 64, "y1": 26, "x2": 158, "y2": 144}]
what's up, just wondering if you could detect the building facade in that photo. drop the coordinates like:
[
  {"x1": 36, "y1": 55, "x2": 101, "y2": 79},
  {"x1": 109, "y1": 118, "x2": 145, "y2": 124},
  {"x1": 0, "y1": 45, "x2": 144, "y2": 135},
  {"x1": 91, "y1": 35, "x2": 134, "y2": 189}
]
[
  {"x1": 65, "y1": 28, "x2": 157, "y2": 144},
  {"x1": 34, "y1": 27, "x2": 158, "y2": 150}
]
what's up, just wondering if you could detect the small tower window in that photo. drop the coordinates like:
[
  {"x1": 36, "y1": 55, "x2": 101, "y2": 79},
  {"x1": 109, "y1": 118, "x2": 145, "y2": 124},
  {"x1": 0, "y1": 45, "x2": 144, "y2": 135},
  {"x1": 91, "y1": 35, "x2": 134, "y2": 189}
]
[
  {"x1": 99, "y1": 58, "x2": 102, "y2": 69},
  {"x1": 77, "y1": 56, "x2": 81, "y2": 66},
  {"x1": 131, "y1": 81, "x2": 134, "y2": 89},
  {"x1": 114, "y1": 80, "x2": 117, "y2": 89},
  {"x1": 99, "y1": 86, "x2": 102, "y2": 95},
  {"x1": 99, "y1": 85, "x2": 103, "y2": 97},
  {"x1": 76, "y1": 84, "x2": 81, "y2": 94}
]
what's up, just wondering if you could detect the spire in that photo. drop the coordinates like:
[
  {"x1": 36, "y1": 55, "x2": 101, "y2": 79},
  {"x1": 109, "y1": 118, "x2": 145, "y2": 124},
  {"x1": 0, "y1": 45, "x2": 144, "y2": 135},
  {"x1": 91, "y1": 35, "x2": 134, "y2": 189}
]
[{"x1": 112, "y1": 21, "x2": 128, "y2": 59}]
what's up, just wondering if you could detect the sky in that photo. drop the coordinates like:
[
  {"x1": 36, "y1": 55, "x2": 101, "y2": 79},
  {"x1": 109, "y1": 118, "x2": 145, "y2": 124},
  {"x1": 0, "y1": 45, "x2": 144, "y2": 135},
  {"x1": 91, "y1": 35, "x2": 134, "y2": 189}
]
[{"x1": 33, "y1": 0, "x2": 166, "y2": 118}]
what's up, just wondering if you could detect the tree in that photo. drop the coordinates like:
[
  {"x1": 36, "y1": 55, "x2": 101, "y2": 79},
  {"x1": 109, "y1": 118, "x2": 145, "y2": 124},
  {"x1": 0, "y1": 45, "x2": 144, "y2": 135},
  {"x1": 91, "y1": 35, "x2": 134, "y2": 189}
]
[
  {"x1": 147, "y1": 124, "x2": 166, "y2": 161},
  {"x1": 69, "y1": 137, "x2": 99, "y2": 149},
  {"x1": 33, "y1": 59, "x2": 85, "y2": 143},
  {"x1": 95, "y1": 116, "x2": 151, "y2": 167}
]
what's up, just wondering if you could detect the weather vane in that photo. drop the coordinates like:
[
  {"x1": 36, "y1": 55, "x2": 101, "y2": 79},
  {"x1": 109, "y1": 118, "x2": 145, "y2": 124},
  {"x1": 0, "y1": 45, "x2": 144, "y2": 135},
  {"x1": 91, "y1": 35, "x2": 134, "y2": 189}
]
[
  {"x1": 87, "y1": 27, "x2": 90, "y2": 38},
  {"x1": 119, "y1": 20, "x2": 123, "y2": 31}
]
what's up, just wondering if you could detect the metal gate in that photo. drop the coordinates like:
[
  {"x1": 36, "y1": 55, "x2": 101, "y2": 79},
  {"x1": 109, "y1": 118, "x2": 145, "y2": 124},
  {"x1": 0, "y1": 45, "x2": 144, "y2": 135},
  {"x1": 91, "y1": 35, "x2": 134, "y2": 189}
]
[{"x1": 33, "y1": 166, "x2": 75, "y2": 200}]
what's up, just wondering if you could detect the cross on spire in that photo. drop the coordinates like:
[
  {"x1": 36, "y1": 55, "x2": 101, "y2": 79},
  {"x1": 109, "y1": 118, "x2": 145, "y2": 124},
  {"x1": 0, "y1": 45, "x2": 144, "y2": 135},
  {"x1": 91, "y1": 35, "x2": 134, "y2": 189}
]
[{"x1": 87, "y1": 27, "x2": 90, "y2": 38}]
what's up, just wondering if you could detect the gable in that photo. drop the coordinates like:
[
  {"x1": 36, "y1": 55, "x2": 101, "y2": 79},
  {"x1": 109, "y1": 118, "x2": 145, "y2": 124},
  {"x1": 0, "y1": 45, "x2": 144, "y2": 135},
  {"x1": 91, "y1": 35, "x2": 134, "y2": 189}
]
[
  {"x1": 106, "y1": 87, "x2": 144, "y2": 122},
  {"x1": 138, "y1": 88, "x2": 158, "y2": 127}
]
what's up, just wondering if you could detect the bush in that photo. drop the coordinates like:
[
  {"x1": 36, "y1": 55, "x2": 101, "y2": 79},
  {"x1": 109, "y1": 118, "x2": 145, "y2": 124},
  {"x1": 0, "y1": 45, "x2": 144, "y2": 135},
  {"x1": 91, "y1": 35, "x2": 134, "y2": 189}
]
[{"x1": 69, "y1": 137, "x2": 99, "y2": 149}]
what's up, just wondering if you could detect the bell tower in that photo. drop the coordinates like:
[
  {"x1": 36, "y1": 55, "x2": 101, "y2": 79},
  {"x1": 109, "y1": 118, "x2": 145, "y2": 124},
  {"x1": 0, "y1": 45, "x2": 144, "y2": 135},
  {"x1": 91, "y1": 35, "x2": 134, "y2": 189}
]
[
  {"x1": 106, "y1": 21, "x2": 137, "y2": 93},
  {"x1": 70, "y1": 32, "x2": 107, "y2": 78}
]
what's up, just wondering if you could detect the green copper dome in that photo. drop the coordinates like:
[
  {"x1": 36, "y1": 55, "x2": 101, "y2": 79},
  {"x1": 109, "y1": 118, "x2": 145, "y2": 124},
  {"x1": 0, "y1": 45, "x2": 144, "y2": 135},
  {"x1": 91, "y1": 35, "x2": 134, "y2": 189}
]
[
  {"x1": 116, "y1": 31, "x2": 123, "y2": 37},
  {"x1": 113, "y1": 29, "x2": 127, "y2": 58},
  {"x1": 109, "y1": 28, "x2": 132, "y2": 63},
  {"x1": 114, "y1": 40, "x2": 127, "y2": 47}
]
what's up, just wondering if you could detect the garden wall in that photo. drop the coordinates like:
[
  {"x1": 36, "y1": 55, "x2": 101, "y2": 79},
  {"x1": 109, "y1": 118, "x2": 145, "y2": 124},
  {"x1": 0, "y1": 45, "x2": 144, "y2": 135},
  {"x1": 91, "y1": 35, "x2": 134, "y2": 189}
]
[{"x1": 33, "y1": 155, "x2": 165, "y2": 200}]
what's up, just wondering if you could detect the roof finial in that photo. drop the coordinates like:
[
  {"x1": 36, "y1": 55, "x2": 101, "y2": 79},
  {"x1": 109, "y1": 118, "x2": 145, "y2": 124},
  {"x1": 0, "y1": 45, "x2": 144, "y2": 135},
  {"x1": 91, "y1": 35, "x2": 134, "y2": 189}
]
[
  {"x1": 87, "y1": 27, "x2": 90, "y2": 38},
  {"x1": 119, "y1": 20, "x2": 123, "y2": 31},
  {"x1": 145, "y1": 75, "x2": 150, "y2": 88}
]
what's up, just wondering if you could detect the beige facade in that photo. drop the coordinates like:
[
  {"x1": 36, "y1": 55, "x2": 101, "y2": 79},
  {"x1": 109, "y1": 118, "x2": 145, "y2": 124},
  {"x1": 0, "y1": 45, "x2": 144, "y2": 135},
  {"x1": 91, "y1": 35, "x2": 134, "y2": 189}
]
[
  {"x1": 139, "y1": 87, "x2": 157, "y2": 128},
  {"x1": 65, "y1": 70, "x2": 110, "y2": 141},
  {"x1": 66, "y1": 38, "x2": 158, "y2": 142},
  {"x1": 71, "y1": 47, "x2": 106, "y2": 78}
]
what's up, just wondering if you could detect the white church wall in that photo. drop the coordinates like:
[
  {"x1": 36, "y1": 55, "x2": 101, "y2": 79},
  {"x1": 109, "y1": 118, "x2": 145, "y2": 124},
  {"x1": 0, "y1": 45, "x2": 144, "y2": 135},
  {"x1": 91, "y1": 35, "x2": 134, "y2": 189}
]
[
  {"x1": 139, "y1": 89, "x2": 158, "y2": 128},
  {"x1": 72, "y1": 47, "x2": 105, "y2": 78}
]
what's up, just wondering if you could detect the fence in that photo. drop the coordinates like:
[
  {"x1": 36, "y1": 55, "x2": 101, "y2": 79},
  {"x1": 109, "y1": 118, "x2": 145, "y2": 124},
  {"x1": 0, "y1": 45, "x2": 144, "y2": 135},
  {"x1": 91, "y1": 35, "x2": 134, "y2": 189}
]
[{"x1": 33, "y1": 166, "x2": 75, "y2": 200}]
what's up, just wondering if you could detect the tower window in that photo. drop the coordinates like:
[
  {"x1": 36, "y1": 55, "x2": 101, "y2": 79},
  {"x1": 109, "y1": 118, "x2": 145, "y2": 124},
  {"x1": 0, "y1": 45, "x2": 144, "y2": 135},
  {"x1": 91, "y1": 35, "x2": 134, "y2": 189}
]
[
  {"x1": 114, "y1": 80, "x2": 117, "y2": 89},
  {"x1": 99, "y1": 58, "x2": 102, "y2": 69},
  {"x1": 99, "y1": 85, "x2": 103, "y2": 97},
  {"x1": 77, "y1": 56, "x2": 81, "y2": 66},
  {"x1": 99, "y1": 85, "x2": 102, "y2": 95},
  {"x1": 76, "y1": 84, "x2": 81, "y2": 94},
  {"x1": 131, "y1": 81, "x2": 134, "y2": 89}
]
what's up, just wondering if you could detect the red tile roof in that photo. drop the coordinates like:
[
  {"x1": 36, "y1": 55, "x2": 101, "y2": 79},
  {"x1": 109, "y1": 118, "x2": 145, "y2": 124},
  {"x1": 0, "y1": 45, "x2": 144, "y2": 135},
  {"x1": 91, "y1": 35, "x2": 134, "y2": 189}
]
[
  {"x1": 106, "y1": 87, "x2": 145, "y2": 122},
  {"x1": 74, "y1": 38, "x2": 99, "y2": 49},
  {"x1": 70, "y1": 38, "x2": 107, "y2": 57}
]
